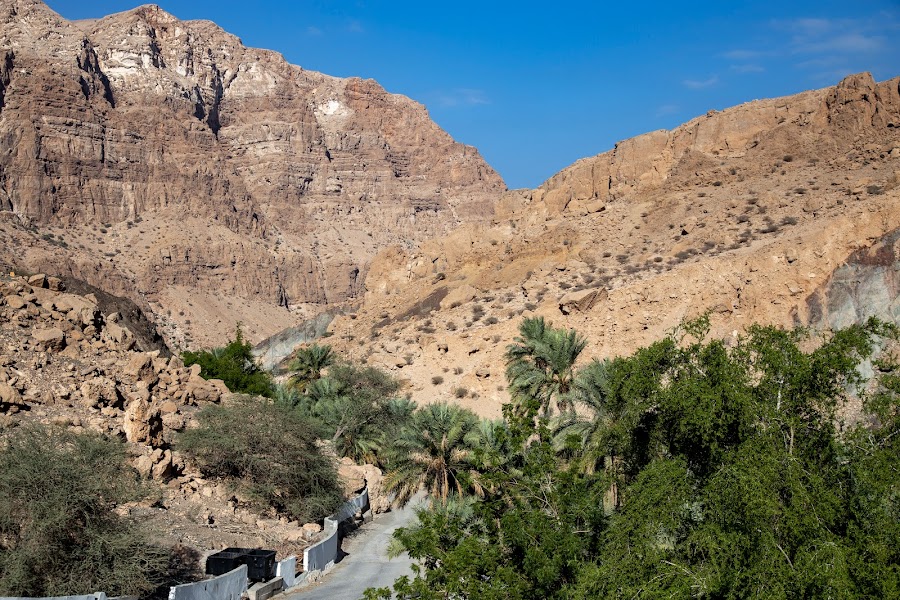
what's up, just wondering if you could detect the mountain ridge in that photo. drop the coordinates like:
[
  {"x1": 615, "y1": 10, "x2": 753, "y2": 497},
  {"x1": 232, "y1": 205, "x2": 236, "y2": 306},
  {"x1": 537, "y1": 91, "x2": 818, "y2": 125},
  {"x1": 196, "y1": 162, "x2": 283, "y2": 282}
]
[
  {"x1": 326, "y1": 72, "x2": 900, "y2": 417},
  {"x1": 0, "y1": 0, "x2": 504, "y2": 347}
]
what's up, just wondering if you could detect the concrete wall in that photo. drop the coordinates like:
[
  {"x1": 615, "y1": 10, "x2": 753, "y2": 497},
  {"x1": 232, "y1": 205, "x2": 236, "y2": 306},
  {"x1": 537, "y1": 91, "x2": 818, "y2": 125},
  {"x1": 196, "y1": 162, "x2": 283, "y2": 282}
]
[
  {"x1": 276, "y1": 556, "x2": 297, "y2": 588},
  {"x1": 302, "y1": 487, "x2": 370, "y2": 573},
  {"x1": 1, "y1": 596, "x2": 107, "y2": 600},
  {"x1": 167, "y1": 565, "x2": 247, "y2": 600}
]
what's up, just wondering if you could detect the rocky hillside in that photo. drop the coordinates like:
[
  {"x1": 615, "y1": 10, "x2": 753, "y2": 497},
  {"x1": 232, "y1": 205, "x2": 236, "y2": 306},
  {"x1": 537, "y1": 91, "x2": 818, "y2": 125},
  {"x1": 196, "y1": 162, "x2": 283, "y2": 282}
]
[
  {"x1": 324, "y1": 73, "x2": 900, "y2": 417},
  {"x1": 0, "y1": 0, "x2": 503, "y2": 348},
  {"x1": 0, "y1": 271, "x2": 388, "y2": 562}
]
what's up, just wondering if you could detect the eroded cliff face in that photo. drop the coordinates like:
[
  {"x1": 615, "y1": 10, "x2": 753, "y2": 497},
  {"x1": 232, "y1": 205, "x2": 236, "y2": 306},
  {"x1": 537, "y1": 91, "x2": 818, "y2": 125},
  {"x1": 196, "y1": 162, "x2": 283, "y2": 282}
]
[
  {"x1": 330, "y1": 73, "x2": 900, "y2": 418},
  {"x1": 0, "y1": 0, "x2": 504, "y2": 346}
]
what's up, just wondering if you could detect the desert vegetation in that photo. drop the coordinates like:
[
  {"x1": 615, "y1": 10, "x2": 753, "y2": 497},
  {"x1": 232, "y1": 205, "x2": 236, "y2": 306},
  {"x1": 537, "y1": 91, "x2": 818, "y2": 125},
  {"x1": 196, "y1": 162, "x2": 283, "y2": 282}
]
[
  {"x1": 0, "y1": 426, "x2": 173, "y2": 598},
  {"x1": 182, "y1": 324, "x2": 273, "y2": 397},
  {"x1": 365, "y1": 316, "x2": 900, "y2": 598},
  {"x1": 177, "y1": 397, "x2": 344, "y2": 523}
]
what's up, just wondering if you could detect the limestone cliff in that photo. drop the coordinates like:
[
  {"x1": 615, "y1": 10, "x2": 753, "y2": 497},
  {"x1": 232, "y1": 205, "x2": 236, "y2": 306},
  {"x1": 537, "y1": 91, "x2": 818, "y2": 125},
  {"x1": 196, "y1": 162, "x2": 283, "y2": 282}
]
[{"x1": 0, "y1": 0, "x2": 504, "y2": 346}]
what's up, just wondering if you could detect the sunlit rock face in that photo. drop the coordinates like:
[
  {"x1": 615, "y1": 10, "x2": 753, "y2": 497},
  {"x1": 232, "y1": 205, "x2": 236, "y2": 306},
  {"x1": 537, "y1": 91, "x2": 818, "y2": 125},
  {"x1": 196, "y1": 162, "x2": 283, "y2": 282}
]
[{"x1": 0, "y1": 0, "x2": 505, "y2": 345}]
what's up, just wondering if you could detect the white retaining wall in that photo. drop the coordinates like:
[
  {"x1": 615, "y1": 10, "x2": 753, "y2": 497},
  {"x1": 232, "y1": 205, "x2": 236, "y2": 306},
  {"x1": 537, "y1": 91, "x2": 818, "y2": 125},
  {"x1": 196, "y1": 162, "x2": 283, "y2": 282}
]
[
  {"x1": 276, "y1": 556, "x2": 298, "y2": 588},
  {"x1": 1, "y1": 596, "x2": 107, "y2": 600},
  {"x1": 302, "y1": 487, "x2": 370, "y2": 573},
  {"x1": 167, "y1": 565, "x2": 248, "y2": 600}
]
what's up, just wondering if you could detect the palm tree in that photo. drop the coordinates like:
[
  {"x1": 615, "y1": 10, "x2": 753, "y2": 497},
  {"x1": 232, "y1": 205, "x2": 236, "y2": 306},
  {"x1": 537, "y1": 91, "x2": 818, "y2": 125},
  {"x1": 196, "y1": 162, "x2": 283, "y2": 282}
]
[
  {"x1": 384, "y1": 402, "x2": 480, "y2": 507},
  {"x1": 505, "y1": 317, "x2": 587, "y2": 418},
  {"x1": 288, "y1": 343, "x2": 334, "y2": 393},
  {"x1": 465, "y1": 418, "x2": 519, "y2": 497},
  {"x1": 552, "y1": 359, "x2": 614, "y2": 472},
  {"x1": 551, "y1": 358, "x2": 622, "y2": 510}
]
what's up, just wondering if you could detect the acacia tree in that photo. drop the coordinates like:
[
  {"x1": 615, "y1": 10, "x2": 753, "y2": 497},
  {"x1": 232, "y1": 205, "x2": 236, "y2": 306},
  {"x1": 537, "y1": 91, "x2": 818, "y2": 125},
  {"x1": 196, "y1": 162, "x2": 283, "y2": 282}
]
[{"x1": 0, "y1": 426, "x2": 170, "y2": 598}]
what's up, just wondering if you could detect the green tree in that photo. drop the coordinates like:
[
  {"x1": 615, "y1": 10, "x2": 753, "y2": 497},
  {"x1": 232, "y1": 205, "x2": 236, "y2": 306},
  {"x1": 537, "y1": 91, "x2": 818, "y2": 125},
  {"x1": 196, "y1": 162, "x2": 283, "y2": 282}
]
[
  {"x1": 373, "y1": 317, "x2": 900, "y2": 599},
  {"x1": 384, "y1": 402, "x2": 481, "y2": 507},
  {"x1": 288, "y1": 343, "x2": 335, "y2": 393},
  {"x1": 182, "y1": 324, "x2": 273, "y2": 397},
  {"x1": 0, "y1": 426, "x2": 170, "y2": 598},
  {"x1": 294, "y1": 363, "x2": 410, "y2": 465},
  {"x1": 505, "y1": 317, "x2": 587, "y2": 422},
  {"x1": 176, "y1": 396, "x2": 343, "y2": 522}
]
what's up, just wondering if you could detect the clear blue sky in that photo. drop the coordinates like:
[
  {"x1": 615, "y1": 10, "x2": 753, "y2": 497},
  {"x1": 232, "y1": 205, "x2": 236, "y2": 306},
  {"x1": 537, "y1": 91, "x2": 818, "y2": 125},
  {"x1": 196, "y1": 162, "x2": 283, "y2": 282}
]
[{"x1": 44, "y1": 0, "x2": 900, "y2": 189}]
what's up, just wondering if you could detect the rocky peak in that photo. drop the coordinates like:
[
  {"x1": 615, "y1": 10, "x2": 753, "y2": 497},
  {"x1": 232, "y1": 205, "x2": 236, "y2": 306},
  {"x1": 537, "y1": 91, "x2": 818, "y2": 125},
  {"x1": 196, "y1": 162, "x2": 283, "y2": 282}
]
[{"x1": 0, "y1": 0, "x2": 505, "y2": 347}]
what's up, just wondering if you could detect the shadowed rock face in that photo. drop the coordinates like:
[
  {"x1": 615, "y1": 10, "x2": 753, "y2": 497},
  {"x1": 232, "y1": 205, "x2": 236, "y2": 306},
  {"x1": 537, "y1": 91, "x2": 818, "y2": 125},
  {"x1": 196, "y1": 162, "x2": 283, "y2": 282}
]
[
  {"x1": 0, "y1": 0, "x2": 504, "y2": 340},
  {"x1": 805, "y1": 228, "x2": 900, "y2": 330}
]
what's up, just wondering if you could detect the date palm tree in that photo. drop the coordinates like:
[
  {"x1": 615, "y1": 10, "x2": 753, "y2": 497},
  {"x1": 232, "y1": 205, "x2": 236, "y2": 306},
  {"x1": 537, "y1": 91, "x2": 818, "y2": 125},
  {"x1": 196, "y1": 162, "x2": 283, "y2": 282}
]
[
  {"x1": 505, "y1": 317, "x2": 586, "y2": 419},
  {"x1": 384, "y1": 402, "x2": 480, "y2": 507},
  {"x1": 552, "y1": 358, "x2": 624, "y2": 511},
  {"x1": 288, "y1": 343, "x2": 334, "y2": 393}
]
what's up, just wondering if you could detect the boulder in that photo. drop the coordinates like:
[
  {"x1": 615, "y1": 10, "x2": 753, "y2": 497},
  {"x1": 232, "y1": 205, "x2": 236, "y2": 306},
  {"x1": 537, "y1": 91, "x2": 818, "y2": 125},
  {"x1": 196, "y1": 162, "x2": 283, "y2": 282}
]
[
  {"x1": 133, "y1": 454, "x2": 155, "y2": 478},
  {"x1": 124, "y1": 397, "x2": 163, "y2": 446},
  {"x1": 123, "y1": 353, "x2": 157, "y2": 386},
  {"x1": 338, "y1": 457, "x2": 366, "y2": 495},
  {"x1": 105, "y1": 321, "x2": 132, "y2": 346},
  {"x1": 27, "y1": 274, "x2": 47, "y2": 288},
  {"x1": 185, "y1": 376, "x2": 228, "y2": 403},
  {"x1": 439, "y1": 284, "x2": 479, "y2": 310},
  {"x1": 4, "y1": 295, "x2": 25, "y2": 310},
  {"x1": 151, "y1": 449, "x2": 174, "y2": 480},
  {"x1": 0, "y1": 381, "x2": 24, "y2": 409},
  {"x1": 558, "y1": 287, "x2": 608, "y2": 315},
  {"x1": 79, "y1": 377, "x2": 120, "y2": 408},
  {"x1": 32, "y1": 327, "x2": 66, "y2": 352}
]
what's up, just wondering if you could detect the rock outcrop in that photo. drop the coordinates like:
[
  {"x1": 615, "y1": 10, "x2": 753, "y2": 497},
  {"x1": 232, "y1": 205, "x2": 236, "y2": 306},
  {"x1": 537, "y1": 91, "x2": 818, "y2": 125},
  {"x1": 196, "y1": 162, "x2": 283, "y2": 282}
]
[
  {"x1": 0, "y1": 0, "x2": 504, "y2": 347},
  {"x1": 324, "y1": 73, "x2": 900, "y2": 417}
]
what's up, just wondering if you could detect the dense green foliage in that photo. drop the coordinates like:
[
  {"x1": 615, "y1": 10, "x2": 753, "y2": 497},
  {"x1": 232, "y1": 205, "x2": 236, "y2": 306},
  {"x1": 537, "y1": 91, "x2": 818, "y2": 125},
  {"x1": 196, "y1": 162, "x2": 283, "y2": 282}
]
[
  {"x1": 182, "y1": 325, "x2": 273, "y2": 397},
  {"x1": 384, "y1": 402, "x2": 482, "y2": 506},
  {"x1": 368, "y1": 317, "x2": 900, "y2": 599},
  {"x1": 176, "y1": 397, "x2": 343, "y2": 522},
  {"x1": 0, "y1": 426, "x2": 170, "y2": 598},
  {"x1": 284, "y1": 355, "x2": 414, "y2": 465}
]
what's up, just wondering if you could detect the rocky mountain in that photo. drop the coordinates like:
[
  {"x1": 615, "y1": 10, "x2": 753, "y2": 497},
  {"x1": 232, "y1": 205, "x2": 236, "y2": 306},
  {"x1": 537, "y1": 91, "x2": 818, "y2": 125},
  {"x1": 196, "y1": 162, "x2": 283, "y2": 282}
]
[
  {"x1": 0, "y1": 0, "x2": 503, "y2": 348},
  {"x1": 324, "y1": 73, "x2": 900, "y2": 417}
]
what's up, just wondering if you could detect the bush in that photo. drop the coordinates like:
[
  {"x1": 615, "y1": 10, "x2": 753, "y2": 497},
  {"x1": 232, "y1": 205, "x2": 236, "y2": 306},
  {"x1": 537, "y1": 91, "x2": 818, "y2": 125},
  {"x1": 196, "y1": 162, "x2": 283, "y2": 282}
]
[
  {"x1": 177, "y1": 398, "x2": 343, "y2": 522},
  {"x1": 432, "y1": 376, "x2": 444, "y2": 385},
  {"x1": 0, "y1": 426, "x2": 170, "y2": 598},
  {"x1": 182, "y1": 324, "x2": 273, "y2": 397}
]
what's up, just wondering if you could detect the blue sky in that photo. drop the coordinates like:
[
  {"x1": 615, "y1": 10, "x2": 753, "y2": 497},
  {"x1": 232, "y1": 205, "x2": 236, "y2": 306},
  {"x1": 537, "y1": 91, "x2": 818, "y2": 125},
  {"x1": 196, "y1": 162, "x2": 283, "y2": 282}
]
[{"x1": 45, "y1": 0, "x2": 900, "y2": 189}]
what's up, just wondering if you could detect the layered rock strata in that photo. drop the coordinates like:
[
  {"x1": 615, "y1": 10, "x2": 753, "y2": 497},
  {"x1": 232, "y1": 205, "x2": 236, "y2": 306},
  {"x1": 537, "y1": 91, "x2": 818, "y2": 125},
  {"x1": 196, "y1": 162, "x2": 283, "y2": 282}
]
[{"x1": 0, "y1": 0, "x2": 504, "y2": 346}]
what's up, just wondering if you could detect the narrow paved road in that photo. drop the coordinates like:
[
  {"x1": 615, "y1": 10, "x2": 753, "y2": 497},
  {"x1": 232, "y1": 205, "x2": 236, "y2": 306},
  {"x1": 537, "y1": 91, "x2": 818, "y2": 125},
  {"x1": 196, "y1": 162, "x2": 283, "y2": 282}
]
[{"x1": 283, "y1": 496, "x2": 422, "y2": 600}]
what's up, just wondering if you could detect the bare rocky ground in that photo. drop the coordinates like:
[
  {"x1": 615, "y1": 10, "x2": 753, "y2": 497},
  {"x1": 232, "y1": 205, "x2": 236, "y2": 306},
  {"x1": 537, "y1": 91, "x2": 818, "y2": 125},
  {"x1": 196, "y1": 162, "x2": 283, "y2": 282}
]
[
  {"x1": 0, "y1": 272, "x2": 388, "y2": 569},
  {"x1": 324, "y1": 74, "x2": 900, "y2": 417}
]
